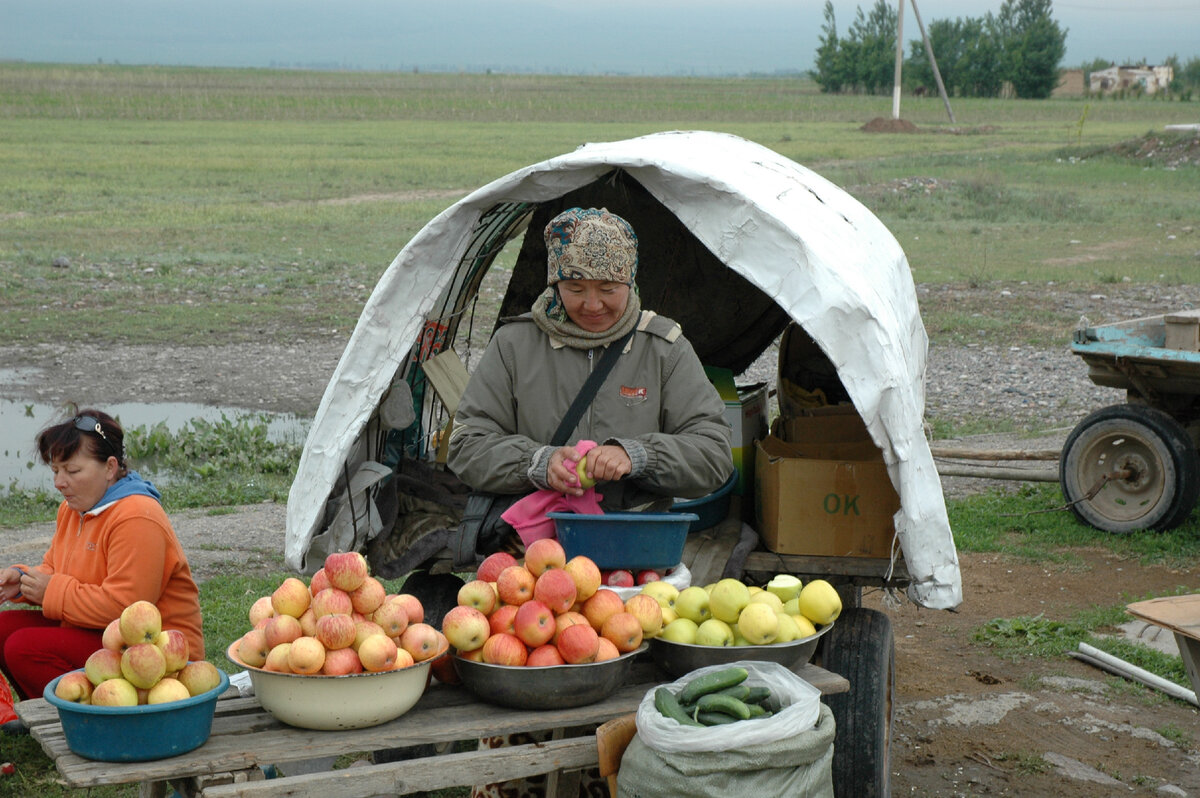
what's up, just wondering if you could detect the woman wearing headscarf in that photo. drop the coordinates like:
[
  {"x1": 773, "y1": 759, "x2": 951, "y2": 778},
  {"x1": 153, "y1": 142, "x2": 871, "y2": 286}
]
[
  {"x1": 0, "y1": 407, "x2": 204, "y2": 733},
  {"x1": 449, "y1": 206, "x2": 732, "y2": 521}
]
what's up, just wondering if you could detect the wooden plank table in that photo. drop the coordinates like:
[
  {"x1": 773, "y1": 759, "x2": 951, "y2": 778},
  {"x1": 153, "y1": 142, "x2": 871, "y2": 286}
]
[
  {"x1": 19, "y1": 659, "x2": 847, "y2": 798},
  {"x1": 1126, "y1": 594, "x2": 1200, "y2": 699}
]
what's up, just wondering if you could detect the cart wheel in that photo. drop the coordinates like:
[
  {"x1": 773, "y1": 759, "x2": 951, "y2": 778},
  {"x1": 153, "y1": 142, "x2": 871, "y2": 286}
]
[
  {"x1": 1060, "y1": 404, "x2": 1200, "y2": 533},
  {"x1": 820, "y1": 607, "x2": 893, "y2": 798}
]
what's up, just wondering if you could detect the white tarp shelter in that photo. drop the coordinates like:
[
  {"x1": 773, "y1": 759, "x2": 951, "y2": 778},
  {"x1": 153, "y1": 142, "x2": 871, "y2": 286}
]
[{"x1": 285, "y1": 130, "x2": 962, "y2": 610}]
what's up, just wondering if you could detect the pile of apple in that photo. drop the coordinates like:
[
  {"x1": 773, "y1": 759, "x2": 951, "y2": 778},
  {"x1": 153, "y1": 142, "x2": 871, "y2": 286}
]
[
  {"x1": 650, "y1": 574, "x2": 843, "y2": 647},
  {"x1": 443, "y1": 539, "x2": 664, "y2": 666},
  {"x1": 55, "y1": 600, "x2": 223, "y2": 706},
  {"x1": 230, "y1": 551, "x2": 446, "y2": 675}
]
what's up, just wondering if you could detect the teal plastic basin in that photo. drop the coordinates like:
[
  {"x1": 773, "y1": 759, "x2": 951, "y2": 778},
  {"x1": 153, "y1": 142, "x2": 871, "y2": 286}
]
[
  {"x1": 670, "y1": 470, "x2": 737, "y2": 533},
  {"x1": 43, "y1": 666, "x2": 229, "y2": 762},
  {"x1": 548, "y1": 511, "x2": 696, "y2": 570}
]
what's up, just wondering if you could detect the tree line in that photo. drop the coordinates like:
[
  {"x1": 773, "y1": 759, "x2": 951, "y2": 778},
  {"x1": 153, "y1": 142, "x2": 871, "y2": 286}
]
[{"x1": 812, "y1": 0, "x2": 1198, "y2": 100}]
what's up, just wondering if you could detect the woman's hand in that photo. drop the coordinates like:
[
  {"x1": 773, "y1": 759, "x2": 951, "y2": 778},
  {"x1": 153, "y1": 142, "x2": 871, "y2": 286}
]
[
  {"x1": 550, "y1": 444, "x2": 632, "y2": 496},
  {"x1": 16, "y1": 568, "x2": 49, "y2": 606},
  {"x1": 0, "y1": 567, "x2": 22, "y2": 603}
]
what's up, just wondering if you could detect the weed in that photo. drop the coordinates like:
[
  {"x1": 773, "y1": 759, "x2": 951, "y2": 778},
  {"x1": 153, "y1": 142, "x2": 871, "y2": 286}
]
[
  {"x1": 1156, "y1": 724, "x2": 1192, "y2": 747},
  {"x1": 993, "y1": 751, "x2": 1049, "y2": 775}
]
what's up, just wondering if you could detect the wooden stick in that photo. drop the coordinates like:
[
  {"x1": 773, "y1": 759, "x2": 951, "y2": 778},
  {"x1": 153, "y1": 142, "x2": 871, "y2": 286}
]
[
  {"x1": 935, "y1": 464, "x2": 1059, "y2": 482},
  {"x1": 929, "y1": 446, "x2": 1060, "y2": 461}
]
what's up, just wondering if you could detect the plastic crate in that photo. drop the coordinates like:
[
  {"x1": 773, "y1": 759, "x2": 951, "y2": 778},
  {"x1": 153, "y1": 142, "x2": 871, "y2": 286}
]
[{"x1": 547, "y1": 512, "x2": 696, "y2": 570}]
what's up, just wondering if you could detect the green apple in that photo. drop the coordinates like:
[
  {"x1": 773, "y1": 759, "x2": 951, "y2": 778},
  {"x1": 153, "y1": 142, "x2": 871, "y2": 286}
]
[
  {"x1": 732, "y1": 631, "x2": 753, "y2": 646},
  {"x1": 708, "y1": 578, "x2": 750, "y2": 624},
  {"x1": 773, "y1": 612, "x2": 803, "y2": 643},
  {"x1": 660, "y1": 617, "x2": 699, "y2": 644},
  {"x1": 736, "y1": 602, "x2": 779, "y2": 645},
  {"x1": 792, "y1": 613, "x2": 818, "y2": 638},
  {"x1": 674, "y1": 586, "x2": 712, "y2": 624},
  {"x1": 747, "y1": 590, "x2": 784, "y2": 613},
  {"x1": 782, "y1": 597, "x2": 801, "y2": 616},
  {"x1": 797, "y1": 579, "x2": 843, "y2": 625},
  {"x1": 766, "y1": 574, "x2": 803, "y2": 603},
  {"x1": 695, "y1": 618, "x2": 735, "y2": 647},
  {"x1": 640, "y1": 581, "x2": 679, "y2": 609},
  {"x1": 575, "y1": 456, "x2": 596, "y2": 488}
]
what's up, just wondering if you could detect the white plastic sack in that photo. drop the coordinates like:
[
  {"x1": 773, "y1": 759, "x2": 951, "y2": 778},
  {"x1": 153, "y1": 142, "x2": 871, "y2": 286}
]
[{"x1": 635, "y1": 660, "x2": 820, "y2": 753}]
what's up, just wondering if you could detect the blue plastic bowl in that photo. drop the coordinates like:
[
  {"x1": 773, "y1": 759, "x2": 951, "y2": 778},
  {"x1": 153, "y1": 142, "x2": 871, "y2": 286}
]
[
  {"x1": 670, "y1": 471, "x2": 737, "y2": 533},
  {"x1": 43, "y1": 666, "x2": 230, "y2": 762},
  {"x1": 547, "y1": 511, "x2": 697, "y2": 570}
]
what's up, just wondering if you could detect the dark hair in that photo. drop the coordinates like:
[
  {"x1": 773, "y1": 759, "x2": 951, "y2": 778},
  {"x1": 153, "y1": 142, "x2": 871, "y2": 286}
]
[{"x1": 36, "y1": 404, "x2": 126, "y2": 470}]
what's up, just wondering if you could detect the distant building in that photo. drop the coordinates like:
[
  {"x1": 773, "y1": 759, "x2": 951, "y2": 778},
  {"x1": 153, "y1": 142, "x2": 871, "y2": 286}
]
[
  {"x1": 1053, "y1": 69, "x2": 1085, "y2": 97},
  {"x1": 1089, "y1": 64, "x2": 1174, "y2": 95}
]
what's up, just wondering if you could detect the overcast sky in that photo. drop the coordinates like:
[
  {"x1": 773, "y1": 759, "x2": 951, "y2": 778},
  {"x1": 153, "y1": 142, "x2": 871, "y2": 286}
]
[{"x1": 2, "y1": 1, "x2": 1196, "y2": 75}]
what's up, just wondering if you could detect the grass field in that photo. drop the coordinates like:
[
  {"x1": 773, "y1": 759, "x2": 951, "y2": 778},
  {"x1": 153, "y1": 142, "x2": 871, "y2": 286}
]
[{"x1": 2, "y1": 63, "x2": 1197, "y2": 348}]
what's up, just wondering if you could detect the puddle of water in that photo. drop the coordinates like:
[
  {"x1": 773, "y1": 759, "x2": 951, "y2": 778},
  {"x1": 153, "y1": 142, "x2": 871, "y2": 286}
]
[{"x1": 1, "y1": 400, "x2": 309, "y2": 492}]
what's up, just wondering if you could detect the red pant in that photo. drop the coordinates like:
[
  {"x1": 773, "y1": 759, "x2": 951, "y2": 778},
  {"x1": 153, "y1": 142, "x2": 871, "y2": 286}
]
[{"x1": 0, "y1": 609, "x2": 103, "y2": 722}]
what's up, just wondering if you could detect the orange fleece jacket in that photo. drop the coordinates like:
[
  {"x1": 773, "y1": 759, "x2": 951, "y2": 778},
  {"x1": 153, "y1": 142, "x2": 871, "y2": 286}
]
[{"x1": 15, "y1": 494, "x2": 205, "y2": 660}]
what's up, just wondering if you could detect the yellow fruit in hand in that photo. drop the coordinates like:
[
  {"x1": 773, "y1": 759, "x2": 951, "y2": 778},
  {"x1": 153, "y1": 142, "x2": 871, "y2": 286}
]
[
  {"x1": 797, "y1": 579, "x2": 842, "y2": 625},
  {"x1": 575, "y1": 456, "x2": 596, "y2": 488}
]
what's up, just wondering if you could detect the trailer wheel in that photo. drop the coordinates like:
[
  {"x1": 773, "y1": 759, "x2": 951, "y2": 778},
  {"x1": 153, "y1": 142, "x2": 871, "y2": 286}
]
[
  {"x1": 820, "y1": 607, "x2": 894, "y2": 798},
  {"x1": 1060, "y1": 404, "x2": 1200, "y2": 533}
]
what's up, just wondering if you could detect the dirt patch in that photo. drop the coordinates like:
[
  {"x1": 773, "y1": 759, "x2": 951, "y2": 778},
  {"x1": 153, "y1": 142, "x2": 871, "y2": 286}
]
[{"x1": 861, "y1": 116, "x2": 920, "y2": 133}]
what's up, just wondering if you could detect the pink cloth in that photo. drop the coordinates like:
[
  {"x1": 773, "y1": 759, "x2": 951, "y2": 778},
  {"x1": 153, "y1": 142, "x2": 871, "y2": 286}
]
[{"x1": 501, "y1": 440, "x2": 605, "y2": 547}]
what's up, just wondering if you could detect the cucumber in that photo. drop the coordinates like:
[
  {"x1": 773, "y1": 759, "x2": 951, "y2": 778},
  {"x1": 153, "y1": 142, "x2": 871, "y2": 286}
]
[
  {"x1": 743, "y1": 686, "x2": 771, "y2": 704},
  {"x1": 677, "y1": 666, "x2": 749, "y2": 705},
  {"x1": 695, "y1": 692, "x2": 752, "y2": 720},
  {"x1": 655, "y1": 686, "x2": 703, "y2": 727},
  {"x1": 713, "y1": 684, "x2": 752, "y2": 702},
  {"x1": 695, "y1": 710, "x2": 740, "y2": 725},
  {"x1": 745, "y1": 702, "x2": 771, "y2": 718}
]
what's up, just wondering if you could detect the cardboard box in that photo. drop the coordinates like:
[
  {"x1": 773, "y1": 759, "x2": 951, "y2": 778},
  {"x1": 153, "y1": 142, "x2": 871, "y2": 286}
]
[
  {"x1": 754, "y1": 431, "x2": 900, "y2": 558},
  {"x1": 726, "y1": 383, "x2": 768, "y2": 495}
]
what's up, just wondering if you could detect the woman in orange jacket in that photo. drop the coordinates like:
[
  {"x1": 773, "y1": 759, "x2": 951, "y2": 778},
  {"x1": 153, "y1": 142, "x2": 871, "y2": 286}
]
[{"x1": 0, "y1": 407, "x2": 204, "y2": 734}]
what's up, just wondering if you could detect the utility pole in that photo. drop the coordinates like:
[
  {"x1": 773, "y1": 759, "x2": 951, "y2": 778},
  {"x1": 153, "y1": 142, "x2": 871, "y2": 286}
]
[
  {"x1": 892, "y1": 0, "x2": 905, "y2": 119},
  {"x1": 909, "y1": 0, "x2": 956, "y2": 123}
]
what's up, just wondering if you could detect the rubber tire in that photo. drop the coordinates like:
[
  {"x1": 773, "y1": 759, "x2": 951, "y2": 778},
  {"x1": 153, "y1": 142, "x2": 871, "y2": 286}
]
[
  {"x1": 820, "y1": 607, "x2": 894, "y2": 798},
  {"x1": 1060, "y1": 404, "x2": 1200, "y2": 533}
]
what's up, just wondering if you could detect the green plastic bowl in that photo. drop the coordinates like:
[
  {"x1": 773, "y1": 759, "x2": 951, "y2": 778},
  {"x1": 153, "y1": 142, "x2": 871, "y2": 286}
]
[{"x1": 43, "y1": 666, "x2": 229, "y2": 762}]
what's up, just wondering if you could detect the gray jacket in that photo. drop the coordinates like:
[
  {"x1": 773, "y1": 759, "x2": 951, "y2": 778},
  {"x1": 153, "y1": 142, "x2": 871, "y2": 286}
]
[{"x1": 448, "y1": 311, "x2": 733, "y2": 511}]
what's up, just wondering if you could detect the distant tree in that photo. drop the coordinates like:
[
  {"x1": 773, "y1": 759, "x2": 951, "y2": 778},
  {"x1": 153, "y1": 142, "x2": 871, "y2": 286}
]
[
  {"x1": 990, "y1": 0, "x2": 1067, "y2": 99},
  {"x1": 846, "y1": 0, "x2": 898, "y2": 94},
  {"x1": 813, "y1": 1, "x2": 844, "y2": 93},
  {"x1": 907, "y1": 16, "x2": 1002, "y2": 97},
  {"x1": 1182, "y1": 56, "x2": 1200, "y2": 90}
]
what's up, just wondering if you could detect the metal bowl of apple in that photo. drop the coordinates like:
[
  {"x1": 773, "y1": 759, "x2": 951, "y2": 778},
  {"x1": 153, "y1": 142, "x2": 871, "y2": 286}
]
[
  {"x1": 648, "y1": 623, "x2": 834, "y2": 678},
  {"x1": 43, "y1": 665, "x2": 231, "y2": 762},
  {"x1": 225, "y1": 640, "x2": 445, "y2": 730},
  {"x1": 453, "y1": 642, "x2": 649, "y2": 710}
]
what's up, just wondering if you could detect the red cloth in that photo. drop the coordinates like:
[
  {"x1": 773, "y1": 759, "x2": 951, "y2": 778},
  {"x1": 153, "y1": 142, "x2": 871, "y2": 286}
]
[
  {"x1": 0, "y1": 608, "x2": 104, "y2": 718},
  {"x1": 501, "y1": 440, "x2": 605, "y2": 547}
]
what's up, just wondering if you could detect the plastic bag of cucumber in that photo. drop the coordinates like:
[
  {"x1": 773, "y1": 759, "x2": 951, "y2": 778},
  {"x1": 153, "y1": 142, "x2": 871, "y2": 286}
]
[{"x1": 622, "y1": 661, "x2": 834, "y2": 797}]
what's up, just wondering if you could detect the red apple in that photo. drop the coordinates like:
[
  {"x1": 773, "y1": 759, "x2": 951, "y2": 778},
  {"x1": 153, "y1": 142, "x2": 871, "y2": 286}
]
[
  {"x1": 371, "y1": 596, "x2": 411, "y2": 637},
  {"x1": 600, "y1": 611, "x2": 644, "y2": 653},
  {"x1": 551, "y1": 611, "x2": 590, "y2": 645},
  {"x1": 524, "y1": 538, "x2": 566, "y2": 577},
  {"x1": 563, "y1": 555, "x2": 602, "y2": 602},
  {"x1": 120, "y1": 642, "x2": 166, "y2": 689},
  {"x1": 287, "y1": 636, "x2": 327, "y2": 674},
  {"x1": 624, "y1": 593, "x2": 665, "y2": 639},
  {"x1": 311, "y1": 587, "x2": 354, "y2": 619},
  {"x1": 85, "y1": 647, "x2": 125, "y2": 685},
  {"x1": 556, "y1": 622, "x2": 601, "y2": 664},
  {"x1": 236, "y1": 628, "x2": 271, "y2": 668},
  {"x1": 298, "y1": 608, "x2": 318, "y2": 637},
  {"x1": 636, "y1": 569, "x2": 661, "y2": 585},
  {"x1": 391, "y1": 593, "x2": 425, "y2": 626},
  {"x1": 481, "y1": 632, "x2": 528, "y2": 666},
  {"x1": 353, "y1": 619, "x2": 386, "y2": 650},
  {"x1": 488, "y1": 604, "x2": 519, "y2": 637},
  {"x1": 358, "y1": 633, "x2": 399, "y2": 672},
  {"x1": 430, "y1": 649, "x2": 461, "y2": 684},
  {"x1": 154, "y1": 629, "x2": 190, "y2": 673},
  {"x1": 442, "y1": 605, "x2": 491, "y2": 652},
  {"x1": 496, "y1": 565, "x2": 536, "y2": 606},
  {"x1": 513, "y1": 600, "x2": 556, "y2": 648},
  {"x1": 264, "y1": 614, "x2": 304, "y2": 648},
  {"x1": 526, "y1": 644, "x2": 567, "y2": 667},
  {"x1": 271, "y1": 577, "x2": 311, "y2": 619},
  {"x1": 604, "y1": 569, "x2": 635, "y2": 588},
  {"x1": 146, "y1": 677, "x2": 191, "y2": 705},
  {"x1": 309, "y1": 567, "x2": 332, "y2": 596},
  {"x1": 476, "y1": 551, "x2": 519, "y2": 583},
  {"x1": 315, "y1": 613, "x2": 358, "y2": 651},
  {"x1": 321, "y1": 646, "x2": 364, "y2": 676},
  {"x1": 248, "y1": 595, "x2": 276, "y2": 626},
  {"x1": 264, "y1": 643, "x2": 293, "y2": 673},
  {"x1": 458, "y1": 646, "x2": 485, "y2": 663},
  {"x1": 457, "y1": 579, "x2": 499, "y2": 615},
  {"x1": 323, "y1": 551, "x2": 369, "y2": 592},
  {"x1": 348, "y1": 576, "x2": 387, "y2": 616},
  {"x1": 91, "y1": 677, "x2": 138, "y2": 706},
  {"x1": 533, "y1": 568, "x2": 578, "y2": 615},
  {"x1": 581, "y1": 588, "x2": 626, "y2": 632},
  {"x1": 101, "y1": 618, "x2": 127, "y2": 653},
  {"x1": 118, "y1": 600, "x2": 163, "y2": 646},
  {"x1": 54, "y1": 670, "x2": 94, "y2": 703},
  {"x1": 399, "y1": 622, "x2": 442, "y2": 662},
  {"x1": 177, "y1": 660, "x2": 222, "y2": 696},
  {"x1": 595, "y1": 637, "x2": 620, "y2": 662}
]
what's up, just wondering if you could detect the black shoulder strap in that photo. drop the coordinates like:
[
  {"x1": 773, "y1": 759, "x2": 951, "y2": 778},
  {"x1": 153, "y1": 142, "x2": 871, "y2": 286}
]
[{"x1": 550, "y1": 324, "x2": 636, "y2": 446}]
